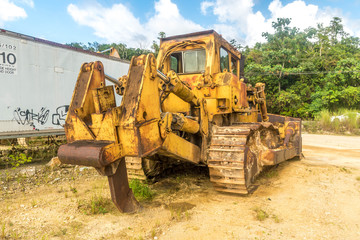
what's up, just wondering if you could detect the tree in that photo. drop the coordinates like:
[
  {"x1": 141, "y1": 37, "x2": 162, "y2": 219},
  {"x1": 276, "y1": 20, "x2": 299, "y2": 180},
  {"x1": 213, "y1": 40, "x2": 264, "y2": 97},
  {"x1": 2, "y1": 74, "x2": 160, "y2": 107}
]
[{"x1": 245, "y1": 17, "x2": 360, "y2": 118}]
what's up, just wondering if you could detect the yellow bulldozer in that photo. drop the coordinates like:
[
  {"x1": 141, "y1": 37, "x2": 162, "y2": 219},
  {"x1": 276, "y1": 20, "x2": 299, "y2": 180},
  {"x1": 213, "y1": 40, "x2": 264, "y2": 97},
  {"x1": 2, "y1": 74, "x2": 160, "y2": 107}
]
[{"x1": 58, "y1": 30, "x2": 302, "y2": 212}]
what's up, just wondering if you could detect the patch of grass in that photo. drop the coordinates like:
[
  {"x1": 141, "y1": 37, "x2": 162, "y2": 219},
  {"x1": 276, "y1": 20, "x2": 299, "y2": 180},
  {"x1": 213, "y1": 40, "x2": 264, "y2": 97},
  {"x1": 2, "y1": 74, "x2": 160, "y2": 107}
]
[
  {"x1": 166, "y1": 202, "x2": 195, "y2": 221},
  {"x1": 129, "y1": 179, "x2": 154, "y2": 201},
  {"x1": 344, "y1": 111, "x2": 359, "y2": 131},
  {"x1": 70, "y1": 187, "x2": 77, "y2": 194},
  {"x1": 340, "y1": 167, "x2": 352, "y2": 174},
  {"x1": 272, "y1": 214, "x2": 281, "y2": 223},
  {"x1": 264, "y1": 168, "x2": 279, "y2": 178},
  {"x1": 69, "y1": 221, "x2": 83, "y2": 234},
  {"x1": 5, "y1": 152, "x2": 32, "y2": 170},
  {"x1": 332, "y1": 118, "x2": 341, "y2": 133},
  {"x1": 52, "y1": 228, "x2": 67, "y2": 237},
  {"x1": 77, "y1": 195, "x2": 111, "y2": 215},
  {"x1": 253, "y1": 207, "x2": 269, "y2": 221},
  {"x1": 169, "y1": 207, "x2": 183, "y2": 221},
  {"x1": 315, "y1": 109, "x2": 332, "y2": 131},
  {"x1": 304, "y1": 109, "x2": 360, "y2": 135}
]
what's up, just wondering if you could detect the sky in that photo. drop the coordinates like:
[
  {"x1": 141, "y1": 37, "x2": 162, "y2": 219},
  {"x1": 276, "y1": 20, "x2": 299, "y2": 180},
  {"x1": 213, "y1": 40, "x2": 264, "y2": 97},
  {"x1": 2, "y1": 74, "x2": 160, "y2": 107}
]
[{"x1": 1, "y1": 0, "x2": 360, "y2": 48}]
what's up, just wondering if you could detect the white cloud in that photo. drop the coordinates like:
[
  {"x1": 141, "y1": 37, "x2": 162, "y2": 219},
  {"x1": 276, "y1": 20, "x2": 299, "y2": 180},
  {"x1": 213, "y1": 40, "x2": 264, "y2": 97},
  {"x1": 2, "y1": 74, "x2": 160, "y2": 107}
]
[
  {"x1": 17, "y1": 0, "x2": 34, "y2": 8},
  {"x1": 67, "y1": 2, "x2": 146, "y2": 46},
  {"x1": 202, "y1": 0, "x2": 357, "y2": 46},
  {"x1": 0, "y1": 0, "x2": 27, "y2": 26},
  {"x1": 68, "y1": 0, "x2": 360, "y2": 47},
  {"x1": 201, "y1": 1, "x2": 214, "y2": 15},
  {"x1": 67, "y1": 0, "x2": 203, "y2": 48},
  {"x1": 146, "y1": 0, "x2": 203, "y2": 41}
]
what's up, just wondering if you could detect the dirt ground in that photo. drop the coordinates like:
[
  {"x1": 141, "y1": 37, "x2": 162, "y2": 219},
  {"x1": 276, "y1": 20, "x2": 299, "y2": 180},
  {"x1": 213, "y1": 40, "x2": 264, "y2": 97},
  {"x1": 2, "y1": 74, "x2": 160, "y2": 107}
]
[{"x1": 1, "y1": 133, "x2": 360, "y2": 240}]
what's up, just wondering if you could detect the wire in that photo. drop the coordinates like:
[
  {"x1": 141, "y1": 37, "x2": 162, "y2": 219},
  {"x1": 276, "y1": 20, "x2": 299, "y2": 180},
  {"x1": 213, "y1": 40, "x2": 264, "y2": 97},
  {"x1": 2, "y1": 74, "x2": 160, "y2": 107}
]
[{"x1": 246, "y1": 70, "x2": 360, "y2": 76}]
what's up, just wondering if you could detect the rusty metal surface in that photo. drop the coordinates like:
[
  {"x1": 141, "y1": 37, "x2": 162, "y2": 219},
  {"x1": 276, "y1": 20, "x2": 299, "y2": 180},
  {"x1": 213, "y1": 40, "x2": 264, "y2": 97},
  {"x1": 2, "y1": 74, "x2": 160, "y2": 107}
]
[
  {"x1": 208, "y1": 125, "x2": 254, "y2": 194},
  {"x1": 284, "y1": 121, "x2": 296, "y2": 146},
  {"x1": 208, "y1": 121, "x2": 300, "y2": 195},
  {"x1": 58, "y1": 140, "x2": 113, "y2": 167},
  {"x1": 108, "y1": 158, "x2": 140, "y2": 213}
]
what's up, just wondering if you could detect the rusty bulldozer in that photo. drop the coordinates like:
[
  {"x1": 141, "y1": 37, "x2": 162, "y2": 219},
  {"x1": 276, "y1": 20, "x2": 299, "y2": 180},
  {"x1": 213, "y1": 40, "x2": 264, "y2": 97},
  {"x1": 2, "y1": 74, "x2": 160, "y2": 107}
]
[{"x1": 58, "y1": 30, "x2": 302, "y2": 212}]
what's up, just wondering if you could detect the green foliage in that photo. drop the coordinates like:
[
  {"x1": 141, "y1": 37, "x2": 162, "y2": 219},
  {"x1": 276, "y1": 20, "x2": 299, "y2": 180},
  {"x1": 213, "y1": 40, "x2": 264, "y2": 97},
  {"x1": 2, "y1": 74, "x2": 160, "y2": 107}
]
[
  {"x1": 315, "y1": 109, "x2": 332, "y2": 130},
  {"x1": 129, "y1": 179, "x2": 154, "y2": 201},
  {"x1": 253, "y1": 207, "x2": 269, "y2": 221},
  {"x1": 5, "y1": 153, "x2": 32, "y2": 169},
  {"x1": 245, "y1": 17, "x2": 360, "y2": 119},
  {"x1": 77, "y1": 195, "x2": 111, "y2": 215},
  {"x1": 67, "y1": 31, "x2": 166, "y2": 60}
]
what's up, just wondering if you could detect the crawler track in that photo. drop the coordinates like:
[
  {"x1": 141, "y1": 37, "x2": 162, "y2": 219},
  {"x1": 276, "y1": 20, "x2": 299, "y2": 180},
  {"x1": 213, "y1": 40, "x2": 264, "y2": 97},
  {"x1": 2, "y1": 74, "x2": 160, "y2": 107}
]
[
  {"x1": 125, "y1": 157, "x2": 147, "y2": 180},
  {"x1": 208, "y1": 124, "x2": 262, "y2": 194}
]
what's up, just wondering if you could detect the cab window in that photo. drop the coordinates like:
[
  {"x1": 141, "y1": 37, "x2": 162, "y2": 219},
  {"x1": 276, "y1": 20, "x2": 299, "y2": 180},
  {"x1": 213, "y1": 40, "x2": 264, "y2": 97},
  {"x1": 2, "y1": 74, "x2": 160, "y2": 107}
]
[
  {"x1": 231, "y1": 56, "x2": 238, "y2": 76},
  {"x1": 170, "y1": 52, "x2": 182, "y2": 73},
  {"x1": 220, "y1": 47, "x2": 229, "y2": 72},
  {"x1": 170, "y1": 48, "x2": 206, "y2": 74}
]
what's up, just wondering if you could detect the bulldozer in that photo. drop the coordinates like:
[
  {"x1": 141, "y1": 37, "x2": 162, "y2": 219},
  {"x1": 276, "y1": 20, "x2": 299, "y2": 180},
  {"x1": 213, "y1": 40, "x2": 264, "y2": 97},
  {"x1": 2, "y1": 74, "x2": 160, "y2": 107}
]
[{"x1": 58, "y1": 30, "x2": 302, "y2": 213}]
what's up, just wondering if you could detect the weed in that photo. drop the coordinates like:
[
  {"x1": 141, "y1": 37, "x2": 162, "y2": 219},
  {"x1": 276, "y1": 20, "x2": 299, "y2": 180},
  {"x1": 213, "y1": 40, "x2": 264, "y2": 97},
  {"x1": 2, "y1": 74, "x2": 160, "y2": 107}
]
[
  {"x1": 185, "y1": 210, "x2": 190, "y2": 220},
  {"x1": 304, "y1": 109, "x2": 360, "y2": 135},
  {"x1": 332, "y1": 118, "x2": 341, "y2": 133},
  {"x1": 344, "y1": 111, "x2": 359, "y2": 131},
  {"x1": 52, "y1": 228, "x2": 67, "y2": 237},
  {"x1": 272, "y1": 214, "x2": 281, "y2": 223},
  {"x1": 340, "y1": 167, "x2": 351, "y2": 174},
  {"x1": 264, "y1": 168, "x2": 279, "y2": 178},
  {"x1": 151, "y1": 229, "x2": 156, "y2": 238},
  {"x1": 5, "y1": 153, "x2": 32, "y2": 169},
  {"x1": 356, "y1": 176, "x2": 360, "y2": 181},
  {"x1": 253, "y1": 207, "x2": 269, "y2": 221},
  {"x1": 70, "y1": 187, "x2": 77, "y2": 194},
  {"x1": 41, "y1": 234, "x2": 48, "y2": 240},
  {"x1": 77, "y1": 195, "x2": 111, "y2": 215},
  {"x1": 170, "y1": 207, "x2": 182, "y2": 221},
  {"x1": 31, "y1": 200, "x2": 37, "y2": 207},
  {"x1": 315, "y1": 109, "x2": 332, "y2": 131},
  {"x1": 1, "y1": 222, "x2": 5, "y2": 238},
  {"x1": 69, "y1": 221, "x2": 83, "y2": 231},
  {"x1": 129, "y1": 179, "x2": 154, "y2": 201}
]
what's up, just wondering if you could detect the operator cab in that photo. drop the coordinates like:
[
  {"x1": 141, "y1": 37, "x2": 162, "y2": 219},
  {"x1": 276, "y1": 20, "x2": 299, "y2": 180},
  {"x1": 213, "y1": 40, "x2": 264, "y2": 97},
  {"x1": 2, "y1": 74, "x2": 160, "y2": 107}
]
[{"x1": 157, "y1": 30, "x2": 244, "y2": 89}]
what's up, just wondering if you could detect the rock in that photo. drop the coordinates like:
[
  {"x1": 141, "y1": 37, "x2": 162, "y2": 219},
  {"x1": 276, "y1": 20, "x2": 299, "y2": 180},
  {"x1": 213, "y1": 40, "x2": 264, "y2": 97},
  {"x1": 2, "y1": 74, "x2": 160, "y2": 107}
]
[
  {"x1": 20, "y1": 166, "x2": 36, "y2": 177},
  {"x1": 79, "y1": 167, "x2": 90, "y2": 172},
  {"x1": 47, "y1": 157, "x2": 62, "y2": 169},
  {"x1": 51, "y1": 177, "x2": 60, "y2": 184}
]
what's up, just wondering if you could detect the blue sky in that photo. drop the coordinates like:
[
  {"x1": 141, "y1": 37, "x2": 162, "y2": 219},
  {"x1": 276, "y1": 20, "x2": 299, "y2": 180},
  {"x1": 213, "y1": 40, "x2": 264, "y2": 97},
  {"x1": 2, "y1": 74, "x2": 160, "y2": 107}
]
[{"x1": 1, "y1": 0, "x2": 360, "y2": 48}]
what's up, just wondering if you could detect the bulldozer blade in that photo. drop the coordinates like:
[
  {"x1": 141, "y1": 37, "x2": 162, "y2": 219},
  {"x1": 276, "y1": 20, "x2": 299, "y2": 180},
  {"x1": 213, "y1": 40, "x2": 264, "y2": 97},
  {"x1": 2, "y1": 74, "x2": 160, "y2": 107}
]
[{"x1": 108, "y1": 158, "x2": 140, "y2": 213}]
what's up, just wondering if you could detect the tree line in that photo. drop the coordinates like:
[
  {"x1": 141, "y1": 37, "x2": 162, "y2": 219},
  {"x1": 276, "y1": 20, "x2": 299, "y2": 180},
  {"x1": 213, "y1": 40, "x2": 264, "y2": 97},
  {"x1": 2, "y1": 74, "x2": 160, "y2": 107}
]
[{"x1": 67, "y1": 18, "x2": 360, "y2": 119}]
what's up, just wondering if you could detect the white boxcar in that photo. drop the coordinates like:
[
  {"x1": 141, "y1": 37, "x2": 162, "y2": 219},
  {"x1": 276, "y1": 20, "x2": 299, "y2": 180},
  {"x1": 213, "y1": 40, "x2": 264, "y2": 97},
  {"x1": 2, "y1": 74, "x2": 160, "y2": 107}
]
[{"x1": 0, "y1": 29, "x2": 129, "y2": 139}]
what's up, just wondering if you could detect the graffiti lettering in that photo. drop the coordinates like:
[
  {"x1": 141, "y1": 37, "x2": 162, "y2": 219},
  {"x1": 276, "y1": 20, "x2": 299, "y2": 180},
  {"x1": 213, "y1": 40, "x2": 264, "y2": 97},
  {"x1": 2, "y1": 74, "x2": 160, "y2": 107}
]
[
  {"x1": 13, "y1": 107, "x2": 50, "y2": 126},
  {"x1": 52, "y1": 105, "x2": 69, "y2": 126}
]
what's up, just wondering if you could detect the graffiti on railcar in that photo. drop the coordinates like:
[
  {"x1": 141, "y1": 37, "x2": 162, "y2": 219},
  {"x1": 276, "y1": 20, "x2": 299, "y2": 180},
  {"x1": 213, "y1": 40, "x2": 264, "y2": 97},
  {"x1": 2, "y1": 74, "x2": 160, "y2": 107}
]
[
  {"x1": 13, "y1": 107, "x2": 50, "y2": 126},
  {"x1": 13, "y1": 105, "x2": 69, "y2": 128},
  {"x1": 52, "y1": 105, "x2": 69, "y2": 126}
]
